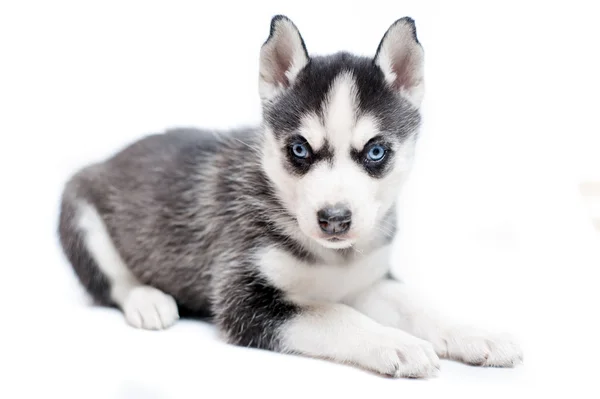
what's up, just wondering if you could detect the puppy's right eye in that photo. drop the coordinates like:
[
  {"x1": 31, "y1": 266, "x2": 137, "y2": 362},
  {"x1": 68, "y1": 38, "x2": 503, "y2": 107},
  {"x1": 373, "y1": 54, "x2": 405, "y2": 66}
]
[
  {"x1": 288, "y1": 137, "x2": 312, "y2": 160},
  {"x1": 291, "y1": 142, "x2": 310, "y2": 159},
  {"x1": 287, "y1": 136, "x2": 314, "y2": 175}
]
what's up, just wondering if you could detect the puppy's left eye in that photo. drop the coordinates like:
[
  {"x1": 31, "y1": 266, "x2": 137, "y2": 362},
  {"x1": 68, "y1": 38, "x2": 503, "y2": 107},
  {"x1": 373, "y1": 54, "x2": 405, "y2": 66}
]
[
  {"x1": 366, "y1": 144, "x2": 386, "y2": 162},
  {"x1": 291, "y1": 142, "x2": 310, "y2": 159}
]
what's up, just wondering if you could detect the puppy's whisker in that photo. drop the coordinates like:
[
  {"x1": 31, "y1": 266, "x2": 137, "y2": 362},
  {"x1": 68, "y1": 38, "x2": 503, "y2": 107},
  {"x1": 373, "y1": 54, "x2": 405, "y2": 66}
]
[{"x1": 234, "y1": 138, "x2": 262, "y2": 154}]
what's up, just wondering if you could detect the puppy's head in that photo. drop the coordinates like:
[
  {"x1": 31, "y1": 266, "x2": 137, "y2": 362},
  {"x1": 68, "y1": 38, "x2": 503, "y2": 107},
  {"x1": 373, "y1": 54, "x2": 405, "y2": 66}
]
[{"x1": 260, "y1": 16, "x2": 424, "y2": 249}]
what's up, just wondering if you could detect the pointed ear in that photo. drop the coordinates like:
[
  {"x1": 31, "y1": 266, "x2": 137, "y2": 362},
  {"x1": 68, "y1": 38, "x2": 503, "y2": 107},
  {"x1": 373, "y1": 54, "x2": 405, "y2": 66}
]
[
  {"x1": 374, "y1": 17, "x2": 425, "y2": 107},
  {"x1": 259, "y1": 15, "x2": 309, "y2": 102}
]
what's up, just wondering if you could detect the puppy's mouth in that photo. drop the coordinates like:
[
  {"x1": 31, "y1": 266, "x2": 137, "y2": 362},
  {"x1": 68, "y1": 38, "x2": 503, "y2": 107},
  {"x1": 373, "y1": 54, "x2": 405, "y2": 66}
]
[{"x1": 316, "y1": 235, "x2": 354, "y2": 249}]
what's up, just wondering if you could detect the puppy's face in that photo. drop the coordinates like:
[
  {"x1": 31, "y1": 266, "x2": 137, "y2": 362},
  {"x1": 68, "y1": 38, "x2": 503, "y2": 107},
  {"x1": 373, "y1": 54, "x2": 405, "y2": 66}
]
[{"x1": 259, "y1": 16, "x2": 424, "y2": 249}]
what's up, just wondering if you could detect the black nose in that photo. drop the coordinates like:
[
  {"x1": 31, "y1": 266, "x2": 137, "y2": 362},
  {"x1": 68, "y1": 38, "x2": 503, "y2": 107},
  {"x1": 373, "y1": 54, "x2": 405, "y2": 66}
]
[{"x1": 317, "y1": 205, "x2": 352, "y2": 235}]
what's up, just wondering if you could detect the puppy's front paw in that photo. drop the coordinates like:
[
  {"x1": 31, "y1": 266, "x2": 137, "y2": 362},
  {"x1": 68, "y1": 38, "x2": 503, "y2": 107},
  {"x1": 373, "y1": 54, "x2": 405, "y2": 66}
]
[
  {"x1": 123, "y1": 286, "x2": 179, "y2": 330},
  {"x1": 436, "y1": 326, "x2": 523, "y2": 367},
  {"x1": 358, "y1": 328, "x2": 440, "y2": 378}
]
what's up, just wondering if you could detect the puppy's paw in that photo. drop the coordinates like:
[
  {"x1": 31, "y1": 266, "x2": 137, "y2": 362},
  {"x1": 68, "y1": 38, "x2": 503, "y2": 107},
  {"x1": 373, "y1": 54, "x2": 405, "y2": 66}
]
[
  {"x1": 123, "y1": 286, "x2": 179, "y2": 330},
  {"x1": 436, "y1": 326, "x2": 523, "y2": 367},
  {"x1": 358, "y1": 328, "x2": 440, "y2": 378}
]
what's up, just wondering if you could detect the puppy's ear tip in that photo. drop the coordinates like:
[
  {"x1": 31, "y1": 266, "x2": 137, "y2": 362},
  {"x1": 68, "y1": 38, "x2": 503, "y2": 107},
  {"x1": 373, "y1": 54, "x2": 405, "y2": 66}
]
[
  {"x1": 265, "y1": 15, "x2": 299, "y2": 45},
  {"x1": 395, "y1": 16, "x2": 415, "y2": 24},
  {"x1": 392, "y1": 17, "x2": 417, "y2": 27},
  {"x1": 271, "y1": 14, "x2": 292, "y2": 25},
  {"x1": 269, "y1": 15, "x2": 295, "y2": 33},
  {"x1": 390, "y1": 17, "x2": 419, "y2": 43}
]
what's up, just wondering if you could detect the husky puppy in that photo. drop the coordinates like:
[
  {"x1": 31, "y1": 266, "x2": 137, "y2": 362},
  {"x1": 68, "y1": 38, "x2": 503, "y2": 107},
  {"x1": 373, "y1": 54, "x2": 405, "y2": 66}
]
[{"x1": 58, "y1": 15, "x2": 522, "y2": 377}]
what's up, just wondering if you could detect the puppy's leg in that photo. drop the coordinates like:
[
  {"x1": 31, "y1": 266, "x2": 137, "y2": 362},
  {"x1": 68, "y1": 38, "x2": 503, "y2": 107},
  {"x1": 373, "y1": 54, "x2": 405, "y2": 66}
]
[
  {"x1": 213, "y1": 278, "x2": 439, "y2": 378},
  {"x1": 345, "y1": 278, "x2": 523, "y2": 367},
  {"x1": 60, "y1": 198, "x2": 179, "y2": 330},
  {"x1": 282, "y1": 303, "x2": 440, "y2": 377}
]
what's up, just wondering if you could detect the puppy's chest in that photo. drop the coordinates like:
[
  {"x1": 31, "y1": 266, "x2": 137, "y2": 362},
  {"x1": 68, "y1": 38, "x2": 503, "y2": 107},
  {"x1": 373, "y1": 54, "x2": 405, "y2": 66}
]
[{"x1": 258, "y1": 245, "x2": 391, "y2": 303}]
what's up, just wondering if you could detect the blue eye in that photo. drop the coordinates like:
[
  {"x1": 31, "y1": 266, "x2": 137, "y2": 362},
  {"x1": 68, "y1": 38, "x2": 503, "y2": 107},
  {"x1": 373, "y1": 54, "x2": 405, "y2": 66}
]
[
  {"x1": 292, "y1": 142, "x2": 309, "y2": 159},
  {"x1": 366, "y1": 144, "x2": 386, "y2": 161}
]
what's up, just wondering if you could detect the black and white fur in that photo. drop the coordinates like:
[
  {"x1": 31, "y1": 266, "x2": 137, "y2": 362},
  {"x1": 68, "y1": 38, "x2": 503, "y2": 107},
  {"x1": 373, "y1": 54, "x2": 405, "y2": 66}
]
[{"x1": 58, "y1": 16, "x2": 522, "y2": 378}]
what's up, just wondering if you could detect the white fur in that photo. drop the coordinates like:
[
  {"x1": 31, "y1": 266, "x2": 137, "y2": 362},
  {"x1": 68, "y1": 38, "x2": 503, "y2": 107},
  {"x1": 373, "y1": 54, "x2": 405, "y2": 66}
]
[
  {"x1": 323, "y1": 72, "x2": 359, "y2": 150},
  {"x1": 281, "y1": 303, "x2": 439, "y2": 377},
  {"x1": 77, "y1": 202, "x2": 179, "y2": 329},
  {"x1": 295, "y1": 158, "x2": 381, "y2": 248},
  {"x1": 434, "y1": 326, "x2": 523, "y2": 367},
  {"x1": 258, "y1": 244, "x2": 391, "y2": 303},
  {"x1": 77, "y1": 202, "x2": 139, "y2": 305},
  {"x1": 346, "y1": 280, "x2": 523, "y2": 366},
  {"x1": 123, "y1": 286, "x2": 179, "y2": 330},
  {"x1": 375, "y1": 20, "x2": 425, "y2": 107}
]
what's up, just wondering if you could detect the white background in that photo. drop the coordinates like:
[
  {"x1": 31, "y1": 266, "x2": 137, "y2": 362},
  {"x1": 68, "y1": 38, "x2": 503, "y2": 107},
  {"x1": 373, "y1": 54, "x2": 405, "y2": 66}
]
[{"x1": 1, "y1": 1, "x2": 599, "y2": 397}]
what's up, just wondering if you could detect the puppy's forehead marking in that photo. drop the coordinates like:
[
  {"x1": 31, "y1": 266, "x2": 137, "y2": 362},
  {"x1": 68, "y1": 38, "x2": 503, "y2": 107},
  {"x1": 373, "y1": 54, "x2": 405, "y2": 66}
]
[
  {"x1": 296, "y1": 71, "x2": 381, "y2": 154},
  {"x1": 322, "y1": 72, "x2": 359, "y2": 150},
  {"x1": 322, "y1": 72, "x2": 380, "y2": 152}
]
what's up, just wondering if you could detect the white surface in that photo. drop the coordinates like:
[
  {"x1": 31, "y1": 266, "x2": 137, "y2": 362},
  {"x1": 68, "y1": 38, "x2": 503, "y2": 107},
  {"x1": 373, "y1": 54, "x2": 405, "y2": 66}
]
[{"x1": 1, "y1": 1, "x2": 600, "y2": 398}]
